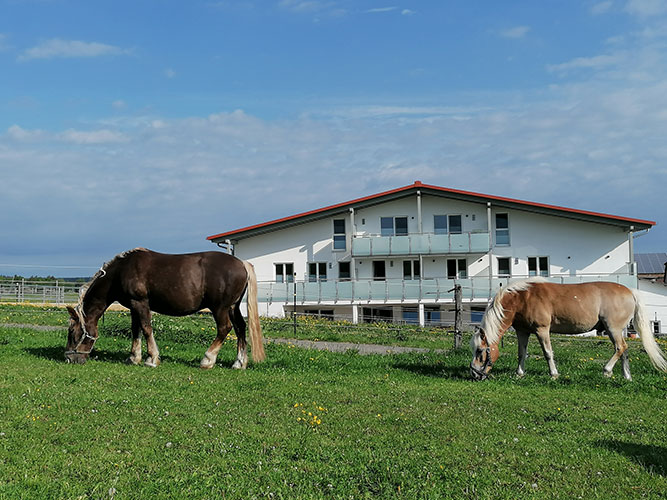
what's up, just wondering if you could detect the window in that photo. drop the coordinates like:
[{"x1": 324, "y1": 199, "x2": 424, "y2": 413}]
[
  {"x1": 434, "y1": 214, "x2": 462, "y2": 234},
  {"x1": 333, "y1": 219, "x2": 346, "y2": 250},
  {"x1": 339, "y1": 262, "x2": 351, "y2": 281},
  {"x1": 305, "y1": 309, "x2": 334, "y2": 320},
  {"x1": 471, "y1": 307, "x2": 486, "y2": 324},
  {"x1": 308, "y1": 262, "x2": 327, "y2": 282},
  {"x1": 497, "y1": 257, "x2": 511, "y2": 278},
  {"x1": 373, "y1": 261, "x2": 386, "y2": 281},
  {"x1": 448, "y1": 215, "x2": 462, "y2": 234},
  {"x1": 528, "y1": 256, "x2": 549, "y2": 277},
  {"x1": 275, "y1": 263, "x2": 294, "y2": 283},
  {"x1": 447, "y1": 258, "x2": 467, "y2": 279},
  {"x1": 403, "y1": 260, "x2": 421, "y2": 280},
  {"x1": 495, "y1": 213, "x2": 510, "y2": 245},
  {"x1": 651, "y1": 320, "x2": 661, "y2": 335},
  {"x1": 402, "y1": 308, "x2": 419, "y2": 324},
  {"x1": 380, "y1": 216, "x2": 408, "y2": 236},
  {"x1": 425, "y1": 307, "x2": 442, "y2": 325},
  {"x1": 434, "y1": 215, "x2": 447, "y2": 235}
]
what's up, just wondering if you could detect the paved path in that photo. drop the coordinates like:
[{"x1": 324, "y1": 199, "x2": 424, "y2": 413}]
[{"x1": 268, "y1": 337, "x2": 446, "y2": 356}]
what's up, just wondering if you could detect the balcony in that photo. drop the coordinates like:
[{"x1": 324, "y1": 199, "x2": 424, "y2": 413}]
[
  {"x1": 351, "y1": 231, "x2": 490, "y2": 257},
  {"x1": 257, "y1": 273, "x2": 638, "y2": 305}
]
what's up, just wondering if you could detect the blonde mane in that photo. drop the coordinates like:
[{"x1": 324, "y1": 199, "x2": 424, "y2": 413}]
[
  {"x1": 480, "y1": 278, "x2": 546, "y2": 345},
  {"x1": 76, "y1": 247, "x2": 148, "y2": 314}
]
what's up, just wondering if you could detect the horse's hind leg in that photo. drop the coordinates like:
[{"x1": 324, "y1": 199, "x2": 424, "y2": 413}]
[
  {"x1": 200, "y1": 308, "x2": 232, "y2": 369},
  {"x1": 230, "y1": 305, "x2": 248, "y2": 370},
  {"x1": 536, "y1": 327, "x2": 559, "y2": 379},
  {"x1": 516, "y1": 330, "x2": 530, "y2": 377},
  {"x1": 131, "y1": 300, "x2": 160, "y2": 367},
  {"x1": 603, "y1": 329, "x2": 630, "y2": 380},
  {"x1": 127, "y1": 309, "x2": 143, "y2": 365}
]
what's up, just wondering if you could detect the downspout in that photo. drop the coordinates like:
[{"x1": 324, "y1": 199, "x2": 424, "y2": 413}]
[
  {"x1": 417, "y1": 190, "x2": 422, "y2": 233},
  {"x1": 487, "y1": 202, "x2": 493, "y2": 299},
  {"x1": 216, "y1": 239, "x2": 234, "y2": 255},
  {"x1": 629, "y1": 227, "x2": 650, "y2": 279},
  {"x1": 350, "y1": 208, "x2": 356, "y2": 280}
]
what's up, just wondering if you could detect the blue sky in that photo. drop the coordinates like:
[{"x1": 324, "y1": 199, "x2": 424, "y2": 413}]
[{"x1": 1, "y1": 0, "x2": 667, "y2": 277}]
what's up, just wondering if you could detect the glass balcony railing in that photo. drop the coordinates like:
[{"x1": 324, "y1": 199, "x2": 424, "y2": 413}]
[
  {"x1": 256, "y1": 273, "x2": 638, "y2": 305},
  {"x1": 351, "y1": 231, "x2": 490, "y2": 257}
]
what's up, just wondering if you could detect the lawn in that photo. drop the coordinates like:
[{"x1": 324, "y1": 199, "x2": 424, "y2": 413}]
[{"x1": 0, "y1": 306, "x2": 666, "y2": 499}]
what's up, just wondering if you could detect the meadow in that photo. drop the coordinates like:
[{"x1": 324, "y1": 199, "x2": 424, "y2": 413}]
[{"x1": 0, "y1": 305, "x2": 666, "y2": 499}]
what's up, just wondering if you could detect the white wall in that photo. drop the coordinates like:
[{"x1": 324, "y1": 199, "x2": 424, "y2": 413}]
[
  {"x1": 489, "y1": 208, "x2": 631, "y2": 277},
  {"x1": 636, "y1": 280, "x2": 667, "y2": 335}
]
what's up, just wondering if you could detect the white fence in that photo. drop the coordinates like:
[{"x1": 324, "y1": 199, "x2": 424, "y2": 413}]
[{"x1": 0, "y1": 279, "x2": 82, "y2": 305}]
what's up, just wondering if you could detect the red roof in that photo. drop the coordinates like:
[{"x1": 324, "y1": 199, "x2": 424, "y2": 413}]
[{"x1": 207, "y1": 180, "x2": 655, "y2": 241}]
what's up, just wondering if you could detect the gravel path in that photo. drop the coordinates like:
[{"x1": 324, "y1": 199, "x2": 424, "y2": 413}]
[{"x1": 268, "y1": 337, "x2": 446, "y2": 356}]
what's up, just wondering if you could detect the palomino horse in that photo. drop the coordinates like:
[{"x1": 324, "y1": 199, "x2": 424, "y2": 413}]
[
  {"x1": 470, "y1": 280, "x2": 667, "y2": 380},
  {"x1": 65, "y1": 248, "x2": 265, "y2": 369}
]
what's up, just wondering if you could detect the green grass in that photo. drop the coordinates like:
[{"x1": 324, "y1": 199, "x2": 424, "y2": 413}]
[{"x1": 1, "y1": 306, "x2": 666, "y2": 499}]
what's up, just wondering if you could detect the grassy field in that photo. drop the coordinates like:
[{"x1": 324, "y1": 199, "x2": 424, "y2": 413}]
[{"x1": 1, "y1": 305, "x2": 666, "y2": 499}]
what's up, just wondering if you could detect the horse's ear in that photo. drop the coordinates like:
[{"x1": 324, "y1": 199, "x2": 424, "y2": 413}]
[{"x1": 66, "y1": 306, "x2": 78, "y2": 322}]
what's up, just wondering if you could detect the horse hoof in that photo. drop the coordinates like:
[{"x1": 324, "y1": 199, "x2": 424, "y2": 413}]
[
  {"x1": 144, "y1": 357, "x2": 160, "y2": 368},
  {"x1": 603, "y1": 370, "x2": 613, "y2": 378},
  {"x1": 550, "y1": 373, "x2": 559, "y2": 380},
  {"x1": 200, "y1": 362, "x2": 215, "y2": 370},
  {"x1": 231, "y1": 361, "x2": 247, "y2": 370},
  {"x1": 126, "y1": 357, "x2": 141, "y2": 365}
]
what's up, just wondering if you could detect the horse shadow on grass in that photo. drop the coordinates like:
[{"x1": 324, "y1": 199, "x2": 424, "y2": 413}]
[
  {"x1": 24, "y1": 346, "x2": 191, "y2": 367},
  {"x1": 597, "y1": 440, "x2": 667, "y2": 477},
  {"x1": 392, "y1": 360, "x2": 470, "y2": 380}
]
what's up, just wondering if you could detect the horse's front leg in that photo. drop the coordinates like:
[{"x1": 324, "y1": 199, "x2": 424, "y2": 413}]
[
  {"x1": 536, "y1": 327, "x2": 559, "y2": 379},
  {"x1": 516, "y1": 330, "x2": 530, "y2": 377},
  {"x1": 131, "y1": 300, "x2": 160, "y2": 367}
]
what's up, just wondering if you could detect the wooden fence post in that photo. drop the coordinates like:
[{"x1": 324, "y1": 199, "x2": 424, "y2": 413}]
[{"x1": 448, "y1": 284, "x2": 463, "y2": 349}]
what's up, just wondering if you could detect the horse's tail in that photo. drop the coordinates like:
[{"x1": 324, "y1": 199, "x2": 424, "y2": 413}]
[
  {"x1": 631, "y1": 289, "x2": 667, "y2": 372},
  {"x1": 243, "y1": 260, "x2": 266, "y2": 363}
]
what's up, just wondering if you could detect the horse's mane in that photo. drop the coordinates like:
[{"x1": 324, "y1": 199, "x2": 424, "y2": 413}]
[
  {"x1": 480, "y1": 278, "x2": 547, "y2": 345},
  {"x1": 76, "y1": 247, "x2": 148, "y2": 314}
]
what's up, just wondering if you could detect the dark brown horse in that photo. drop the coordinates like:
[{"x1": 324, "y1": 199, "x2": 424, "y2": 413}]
[
  {"x1": 470, "y1": 280, "x2": 667, "y2": 381},
  {"x1": 65, "y1": 248, "x2": 265, "y2": 369}
]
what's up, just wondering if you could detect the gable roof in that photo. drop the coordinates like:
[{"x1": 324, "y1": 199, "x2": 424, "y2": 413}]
[{"x1": 207, "y1": 181, "x2": 655, "y2": 242}]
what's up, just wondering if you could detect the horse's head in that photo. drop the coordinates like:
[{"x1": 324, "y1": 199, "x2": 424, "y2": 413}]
[
  {"x1": 65, "y1": 305, "x2": 97, "y2": 364},
  {"x1": 469, "y1": 327, "x2": 498, "y2": 380}
]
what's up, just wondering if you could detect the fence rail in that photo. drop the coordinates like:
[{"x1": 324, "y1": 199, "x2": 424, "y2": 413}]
[{"x1": 0, "y1": 279, "x2": 82, "y2": 305}]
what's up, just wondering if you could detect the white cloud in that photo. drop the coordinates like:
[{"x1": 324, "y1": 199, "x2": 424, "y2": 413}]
[
  {"x1": 625, "y1": 0, "x2": 667, "y2": 17},
  {"x1": 499, "y1": 26, "x2": 530, "y2": 39},
  {"x1": 278, "y1": 0, "x2": 335, "y2": 13},
  {"x1": 112, "y1": 100, "x2": 127, "y2": 109},
  {"x1": 19, "y1": 38, "x2": 128, "y2": 60},
  {"x1": 401, "y1": 9, "x2": 415, "y2": 16},
  {"x1": 591, "y1": 1, "x2": 614, "y2": 15},
  {"x1": 164, "y1": 68, "x2": 176, "y2": 79},
  {"x1": 6, "y1": 125, "x2": 45, "y2": 141},
  {"x1": 59, "y1": 129, "x2": 129, "y2": 144},
  {"x1": 365, "y1": 7, "x2": 397, "y2": 13},
  {"x1": 547, "y1": 53, "x2": 624, "y2": 74}
]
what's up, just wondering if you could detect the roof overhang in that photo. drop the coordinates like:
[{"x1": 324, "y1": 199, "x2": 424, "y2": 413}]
[{"x1": 207, "y1": 181, "x2": 655, "y2": 242}]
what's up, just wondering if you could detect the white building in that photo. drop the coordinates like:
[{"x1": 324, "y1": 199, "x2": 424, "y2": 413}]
[
  {"x1": 635, "y1": 253, "x2": 667, "y2": 335},
  {"x1": 207, "y1": 181, "x2": 658, "y2": 328}
]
